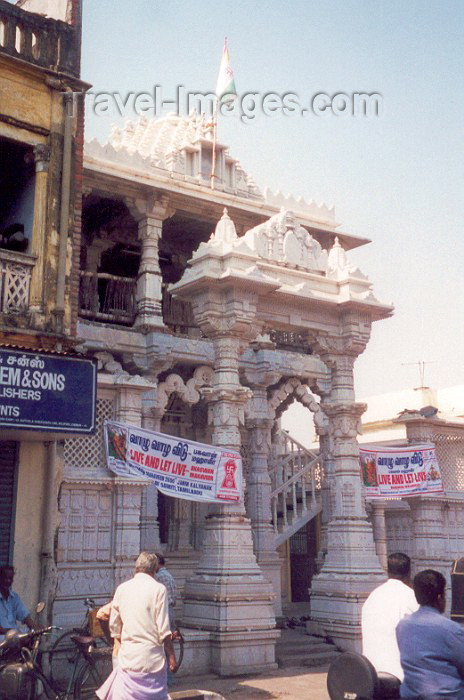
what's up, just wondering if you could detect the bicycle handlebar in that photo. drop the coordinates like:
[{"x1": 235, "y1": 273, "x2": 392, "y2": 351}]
[{"x1": 0, "y1": 626, "x2": 61, "y2": 653}]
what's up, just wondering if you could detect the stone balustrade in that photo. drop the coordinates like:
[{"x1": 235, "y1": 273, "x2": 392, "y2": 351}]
[{"x1": 0, "y1": 0, "x2": 79, "y2": 77}]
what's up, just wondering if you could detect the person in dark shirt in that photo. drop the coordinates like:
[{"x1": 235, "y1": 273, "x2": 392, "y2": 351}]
[{"x1": 397, "y1": 569, "x2": 464, "y2": 699}]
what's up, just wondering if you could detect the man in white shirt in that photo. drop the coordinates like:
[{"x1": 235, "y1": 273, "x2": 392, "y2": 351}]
[
  {"x1": 97, "y1": 552, "x2": 176, "y2": 700},
  {"x1": 362, "y1": 552, "x2": 419, "y2": 681}
]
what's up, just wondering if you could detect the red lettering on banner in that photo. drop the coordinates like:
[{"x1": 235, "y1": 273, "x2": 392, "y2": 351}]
[
  {"x1": 171, "y1": 462, "x2": 187, "y2": 476},
  {"x1": 130, "y1": 449, "x2": 144, "y2": 464}
]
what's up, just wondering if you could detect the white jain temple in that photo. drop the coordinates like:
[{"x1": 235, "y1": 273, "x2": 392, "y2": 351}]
[{"x1": 55, "y1": 112, "x2": 463, "y2": 675}]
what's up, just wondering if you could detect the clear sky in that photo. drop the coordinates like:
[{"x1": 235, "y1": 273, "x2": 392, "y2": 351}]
[{"x1": 80, "y1": 0, "x2": 464, "y2": 400}]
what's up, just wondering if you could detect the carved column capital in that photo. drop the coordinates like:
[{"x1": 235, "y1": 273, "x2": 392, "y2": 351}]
[
  {"x1": 126, "y1": 193, "x2": 176, "y2": 223},
  {"x1": 32, "y1": 144, "x2": 50, "y2": 172},
  {"x1": 191, "y1": 292, "x2": 262, "y2": 346},
  {"x1": 310, "y1": 314, "x2": 372, "y2": 366},
  {"x1": 322, "y1": 401, "x2": 367, "y2": 424},
  {"x1": 244, "y1": 365, "x2": 282, "y2": 391}
]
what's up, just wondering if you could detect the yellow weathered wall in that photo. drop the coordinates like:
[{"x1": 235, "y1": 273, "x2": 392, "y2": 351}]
[
  {"x1": 0, "y1": 57, "x2": 52, "y2": 131},
  {"x1": 12, "y1": 442, "x2": 46, "y2": 611}
]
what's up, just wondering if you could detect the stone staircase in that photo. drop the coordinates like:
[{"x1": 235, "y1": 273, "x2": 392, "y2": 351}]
[
  {"x1": 269, "y1": 430, "x2": 322, "y2": 547},
  {"x1": 276, "y1": 626, "x2": 340, "y2": 669}
]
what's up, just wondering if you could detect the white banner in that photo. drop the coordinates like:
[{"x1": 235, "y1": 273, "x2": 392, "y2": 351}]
[
  {"x1": 359, "y1": 443, "x2": 443, "y2": 498},
  {"x1": 104, "y1": 420, "x2": 243, "y2": 503}
]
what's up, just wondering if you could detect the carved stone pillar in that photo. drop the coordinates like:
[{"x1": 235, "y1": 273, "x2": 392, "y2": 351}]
[
  {"x1": 408, "y1": 498, "x2": 450, "y2": 593},
  {"x1": 29, "y1": 143, "x2": 50, "y2": 310},
  {"x1": 245, "y1": 365, "x2": 283, "y2": 617},
  {"x1": 371, "y1": 501, "x2": 388, "y2": 571},
  {"x1": 113, "y1": 482, "x2": 145, "y2": 587},
  {"x1": 314, "y1": 429, "x2": 332, "y2": 572},
  {"x1": 115, "y1": 383, "x2": 144, "y2": 426},
  {"x1": 113, "y1": 376, "x2": 153, "y2": 583},
  {"x1": 128, "y1": 195, "x2": 175, "y2": 332},
  {"x1": 181, "y1": 330, "x2": 278, "y2": 674},
  {"x1": 309, "y1": 317, "x2": 385, "y2": 650},
  {"x1": 140, "y1": 392, "x2": 163, "y2": 552},
  {"x1": 170, "y1": 210, "x2": 280, "y2": 674},
  {"x1": 175, "y1": 499, "x2": 193, "y2": 550}
]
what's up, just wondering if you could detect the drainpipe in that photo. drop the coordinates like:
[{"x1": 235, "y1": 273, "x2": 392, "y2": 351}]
[
  {"x1": 54, "y1": 90, "x2": 74, "y2": 335},
  {"x1": 39, "y1": 441, "x2": 62, "y2": 624}
]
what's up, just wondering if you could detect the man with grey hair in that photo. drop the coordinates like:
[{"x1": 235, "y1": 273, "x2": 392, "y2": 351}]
[{"x1": 97, "y1": 552, "x2": 176, "y2": 700}]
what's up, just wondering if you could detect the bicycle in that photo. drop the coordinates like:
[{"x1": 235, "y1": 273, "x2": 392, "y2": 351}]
[
  {"x1": 0, "y1": 626, "x2": 112, "y2": 699},
  {"x1": 46, "y1": 598, "x2": 110, "y2": 691}
]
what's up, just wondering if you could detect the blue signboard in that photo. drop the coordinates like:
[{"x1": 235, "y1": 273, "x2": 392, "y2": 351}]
[{"x1": 0, "y1": 349, "x2": 97, "y2": 434}]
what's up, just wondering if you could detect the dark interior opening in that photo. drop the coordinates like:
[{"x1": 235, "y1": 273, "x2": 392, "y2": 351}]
[{"x1": 0, "y1": 138, "x2": 34, "y2": 253}]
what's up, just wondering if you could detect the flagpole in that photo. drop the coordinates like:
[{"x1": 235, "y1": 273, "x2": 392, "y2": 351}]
[{"x1": 211, "y1": 95, "x2": 218, "y2": 190}]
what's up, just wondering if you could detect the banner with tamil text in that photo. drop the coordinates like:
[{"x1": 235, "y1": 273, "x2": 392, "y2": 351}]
[
  {"x1": 104, "y1": 420, "x2": 242, "y2": 503},
  {"x1": 359, "y1": 443, "x2": 443, "y2": 498}
]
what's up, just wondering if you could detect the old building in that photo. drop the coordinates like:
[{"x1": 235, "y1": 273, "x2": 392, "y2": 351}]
[
  {"x1": 48, "y1": 108, "x2": 394, "y2": 672},
  {"x1": 0, "y1": 0, "x2": 96, "y2": 618},
  {"x1": 5, "y1": 0, "x2": 460, "y2": 679}
]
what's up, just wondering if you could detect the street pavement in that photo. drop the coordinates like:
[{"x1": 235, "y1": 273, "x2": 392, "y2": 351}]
[{"x1": 171, "y1": 665, "x2": 330, "y2": 699}]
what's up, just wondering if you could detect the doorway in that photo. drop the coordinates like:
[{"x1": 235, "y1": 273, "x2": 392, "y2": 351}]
[{"x1": 289, "y1": 516, "x2": 318, "y2": 602}]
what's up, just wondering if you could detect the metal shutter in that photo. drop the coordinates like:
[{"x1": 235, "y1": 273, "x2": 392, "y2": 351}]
[{"x1": 0, "y1": 441, "x2": 18, "y2": 565}]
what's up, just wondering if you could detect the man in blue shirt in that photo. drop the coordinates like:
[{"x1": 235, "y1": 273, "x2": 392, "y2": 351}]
[
  {"x1": 0, "y1": 565, "x2": 34, "y2": 634},
  {"x1": 397, "y1": 569, "x2": 464, "y2": 699}
]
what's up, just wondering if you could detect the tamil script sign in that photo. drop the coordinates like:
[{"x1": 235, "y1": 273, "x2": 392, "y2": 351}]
[
  {"x1": 0, "y1": 348, "x2": 97, "y2": 433},
  {"x1": 360, "y1": 444, "x2": 443, "y2": 498},
  {"x1": 104, "y1": 420, "x2": 243, "y2": 503}
]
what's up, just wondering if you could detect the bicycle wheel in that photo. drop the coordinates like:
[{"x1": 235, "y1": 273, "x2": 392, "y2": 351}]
[
  {"x1": 73, "y1": 647, "x2": 113, "y2": 700},
  {"x1": 47, "y1": 628, "x2": 81, "y2": 691},
  {"x1": 48, "y1": 629, "x2": 110, "y2": 691}
]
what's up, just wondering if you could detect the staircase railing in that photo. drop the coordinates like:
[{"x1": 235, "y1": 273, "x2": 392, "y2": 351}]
[{"x1": 270, "y1": 430, "x2": 322, "y2": 547}]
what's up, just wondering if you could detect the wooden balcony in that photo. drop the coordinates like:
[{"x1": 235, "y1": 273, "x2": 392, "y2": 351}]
[
  {"x1": 79, "y1": 271, "x2": 136, "y2": 325},
  {"x1": 78, "y1": 272, "x2": 200, "y2": 334}
]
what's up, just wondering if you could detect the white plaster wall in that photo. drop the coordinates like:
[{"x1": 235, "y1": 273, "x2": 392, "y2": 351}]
[
  {"x1": 361, "y1": 387, "x2": 438, "y2": 424},
  {"x1": 359, "y1": 426, "x2": 407, "y2": 445},
  {"x1": 13, "y1": 441, "x2": 46, "y2": 611},
  {"x1": 438, "y1": 386, "x2": 464, "y2": 418},
  {"x1": 16, "y1": 0, "x2": 72, "y2": 22}
]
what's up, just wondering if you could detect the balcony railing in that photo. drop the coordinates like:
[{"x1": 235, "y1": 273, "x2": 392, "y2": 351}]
[
  {"x1": 78, "y1": 272, "x2": 200, "y2": 334},
  {"x1": 162, "y1": 287, "x2": 198, "y2": 335},
  {"x1": 0, "y1": 249, "x2": 34, "y2": 313},
  {"x1": 0, "y1": 0, "x2": 79, "y2": 76},
  {"x1": 79, "y1": 271, "x2": 136, "y2": 325}
]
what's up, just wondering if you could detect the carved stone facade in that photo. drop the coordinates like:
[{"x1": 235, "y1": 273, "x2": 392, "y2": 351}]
[{"x1": 60, "y1": 110, "x2": 395, "y2": 673}]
